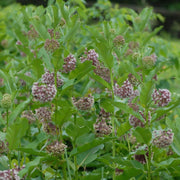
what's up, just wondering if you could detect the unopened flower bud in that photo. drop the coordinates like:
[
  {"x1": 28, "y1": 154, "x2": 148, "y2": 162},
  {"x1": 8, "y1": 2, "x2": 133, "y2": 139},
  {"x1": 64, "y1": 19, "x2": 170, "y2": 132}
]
[
  {"x1": 142, "y1": 54, "x2": 157, "y2": 69},
  {"x1": 44, "y1": 39, "x2": 60, "y2": 53},
  {"x1": 1, "y1": 94, "x2": 12, "y2": 109}
]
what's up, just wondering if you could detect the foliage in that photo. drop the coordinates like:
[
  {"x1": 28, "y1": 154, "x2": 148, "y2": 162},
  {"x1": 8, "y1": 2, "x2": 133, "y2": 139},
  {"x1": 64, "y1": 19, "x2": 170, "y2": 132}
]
[{"x1": 0, "y1": 0, "x2": 180, "y2": 179}]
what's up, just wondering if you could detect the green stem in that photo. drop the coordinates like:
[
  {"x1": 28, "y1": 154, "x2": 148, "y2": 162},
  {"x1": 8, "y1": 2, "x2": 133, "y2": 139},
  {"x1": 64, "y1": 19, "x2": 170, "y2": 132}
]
[
  {"x1": 6, "y1": 109, "x2": 9, "y2": 128},
  {"x1": 110, "y1": 69, "x2": 116, "y2": 180},
  {"x1": 147, "y1": 146, "x2": 151, "y2": 180},
  {"x1": 65, "y1": 149, "x2": 72, "y2": 180},
  {"x1": 62, "y1": 154, "x2": 68, "y2": 180},
  {"x1": 73, "y1": 114, "x2": 78, "y2": 179}
]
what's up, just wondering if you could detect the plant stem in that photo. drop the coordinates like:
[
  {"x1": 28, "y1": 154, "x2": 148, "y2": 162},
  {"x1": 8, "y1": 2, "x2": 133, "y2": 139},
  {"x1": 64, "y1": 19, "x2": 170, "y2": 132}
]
[
  {"x1": 147, "y1": 145, "x2": 152, "y2": 180},
  {"x1": 62, "y1": 154, "x2": 68, "y2": 180},
  {"x1": 6, "y1": 109, "x2": 9, "y2": 128},
  {"x1": 73, "y1": 114, "x2": 78, "y2": 179},
  {"x1": 110, "y1": 69, "x2": 116, "y2": 180}
]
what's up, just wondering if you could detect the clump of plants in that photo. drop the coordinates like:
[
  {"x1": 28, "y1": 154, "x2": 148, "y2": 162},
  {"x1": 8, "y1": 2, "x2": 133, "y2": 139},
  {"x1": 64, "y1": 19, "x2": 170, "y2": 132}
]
[{"x1": 0, "y1": 0, "x2": 180, "y2": 179}]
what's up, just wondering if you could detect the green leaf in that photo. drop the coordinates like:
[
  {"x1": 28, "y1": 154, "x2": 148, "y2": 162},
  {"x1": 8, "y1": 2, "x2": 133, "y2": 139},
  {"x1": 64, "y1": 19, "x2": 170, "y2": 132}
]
[
  {"x1": 17, "y1": 147, "x2": 47, "y2": 156},
  {"x1": 0, "y1": 156, "x2": 9, "y2": 170},
  {"x1": 139, "y1": 81, "x2": 154, "y2": 108},
  {"x1": 9, "y1": 97, "x2": 31, "y2": 124},
  {"x1": 77, "y1": 144, "x2": 104, "y2": 167},
  {"x1": 69, "y1": 61, "x2": 95, "y2": 81},
  {"x1": 31, "y1": 19, "x2": 50, "y2": 39},
  {"x1": 90, "y1": 72, "x2": 111, "y2": 89},
  {"x1": 6, "y1": 118, "x2": 29, "y2": 150},
  {"x1": 100, "y1": 98, "x2": 114, "y2": 113},
  {"x1": 133, "y1": 127, "x2": 152, "y2": 144},
  {"x1": 117, "y1": 121, "x2": 132, "y2": 137},
  {"x1": 18, "y1": 157, "x2": 45, "y2": 178}
]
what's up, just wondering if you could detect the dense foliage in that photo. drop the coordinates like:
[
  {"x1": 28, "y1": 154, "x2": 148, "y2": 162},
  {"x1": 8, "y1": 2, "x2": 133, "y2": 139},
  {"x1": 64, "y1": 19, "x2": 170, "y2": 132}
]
[{"x1": 0, "y1": 0, "x2": 180, "y2": 179}]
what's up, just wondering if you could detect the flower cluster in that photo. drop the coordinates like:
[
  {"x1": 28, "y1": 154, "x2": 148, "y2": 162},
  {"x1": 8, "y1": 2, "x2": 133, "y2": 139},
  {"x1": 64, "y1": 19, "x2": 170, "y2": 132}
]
[
  {"x1": 41, "y1": 71, "x2": 63, "y2": 87},
  {"x1": 129, "y1": 111, "x2": 151, "y2": 128},
  {"x1": 152, "y1": 129, "x2": 174, "y2": 148},
  {"x1": 152, "y1": 89, "x2": 171, "y2": 107},
  {"x1": 113, "y1": 35, "x2": 125, "y2": 46},
  {"x1": 128, "y1": 89, "x2": 140, "y2": 112},
  {"x1": 21, "y1": 110, "x2": 36, "y2": 124},
  {"x1": 27, "y1": 25, "x2": 39, "y2": 40},
  {"x1": 0, "y1": 165, "x2": 25, "y2": 180},
  {"x1": 44, "y1": 39, "x2": 60, "y2": 53},
  {"x1": 114, "y1": 80, "x2": 133, "y2": 98},
  {"x1": 142, "y1": 54, "x2": 157, "y2": 69},
  {"x1": 1, "y1": 94, "x2": 12, "y2": 109},
  {"x1": 62, "y1": 54, "x2": 76, "y2": 73},
  {"x1": 32, "y1": 82, "x2": 57, "y2": 102},
  {"x1": 134, "y1": 145, "x2": 149, "y2": 164},
  {"x1": 48, "y1": 29, "x2": 60, "y2": 39},
  {"x1": 128, "y1": 73, "x2": 142, "y2": 87},
  {"x1": 46, "y1": 141, "x2": 67, "y2": 156},
  {"x1": 35, "y1": 107, "x2": 52, "y2": 121},
  {"x1": 94, "y1": 65, "x2": 111, "y2": 83},
  {"x1": 42, "y1": 122, "x2": 58, "y2": 135},
  {"x1": 0, "y1": 140, "x2": 8, "y2": 154},
  {"x1": 128, "y1": 41, "x2": 139, "y2": 50},
  {"x1": 80, "y1": 48, "x2": 100, "y2": 66},
  {"x1": 72, "y1": 94, "x2": 94, "y2": 111}
]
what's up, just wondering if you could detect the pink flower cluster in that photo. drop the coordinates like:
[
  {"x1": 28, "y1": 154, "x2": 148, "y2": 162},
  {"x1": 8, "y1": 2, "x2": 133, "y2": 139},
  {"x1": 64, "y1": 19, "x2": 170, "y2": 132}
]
[
  {"x1": 72, "y1": 94, "x2": 94, "y2": 110},
  {"x1": 46, "y1": 141, "x2": 67, "y2": 156},
  {"x1": 27, "y1": 25, "x2": 39, "y2": 40},
  {"x1": 41, "y1": 71, "x2": 63, "y2": 87},
  {"x1": 152, "y1": 89, "x2": 171, "y2": 107},
  {"x1": 129, "y1": 111, "x2": 151, "y2": 128},
  {"x1": 62, "y1": 54, "x2": 76, "y2": 73},
  {"x1": 80, "y1": 48, "x2": 100, "y2": 66},
  {"x1": 35, "y1": 107, "x2": 52, "y2": 121},
  {"x1": 94, "y1": 108, "x2": 112, "y2": 137},
  {"x1": 44, "y1": 39, "x2": 60, "y2": 53},
  {"x1": 0, "y1": 165, "x2": 25, "y2": 180},
  {"x1": 114, "y1": 80, "x2": 133, "y2": 98},
  {"x1": 21, "y1": 110, "x2": 36, "y2": 124},
  {"x1": 32, "y1": 82, "x2": 57, "y2": 102},
  {"x1": 152, "y1": 129, "x2": 174, "y2": 148}
]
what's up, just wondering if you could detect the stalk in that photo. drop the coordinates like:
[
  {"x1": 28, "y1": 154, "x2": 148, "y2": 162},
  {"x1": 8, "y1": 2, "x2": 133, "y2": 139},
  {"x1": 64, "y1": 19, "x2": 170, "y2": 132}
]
[
  {"x1": 147, "y1": 145, "x2": 152, "y2": 180},
  {"x1": 110, "y1": 69, "x2": 116, "y2": 180},
  {"x1": 73, "y1": 114, "x2": 78, "y2": 179},
  {"x1": 6, "y1": 109, "x2": 9, "y2": 128}
]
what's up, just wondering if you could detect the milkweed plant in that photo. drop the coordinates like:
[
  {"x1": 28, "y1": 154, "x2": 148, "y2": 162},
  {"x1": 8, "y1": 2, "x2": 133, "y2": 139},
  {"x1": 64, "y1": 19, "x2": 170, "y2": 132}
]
[{"x1": 0, "y1": 0, "x2": 180, "y2": 179}]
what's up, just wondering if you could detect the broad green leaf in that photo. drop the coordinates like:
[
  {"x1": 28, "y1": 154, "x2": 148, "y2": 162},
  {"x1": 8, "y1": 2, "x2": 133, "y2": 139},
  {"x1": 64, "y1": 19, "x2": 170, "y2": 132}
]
[
  {"x1": 133, "y1": 127, "x2": 152, "y2": 144},
  {"x1": 18, "y1": 156, "x2": 45, "y2": 178},
  {"x1": 17, "y1": 147, "x2": 47, "y2": 156},
  {"x1": 9, "y1": 97, "x2": 31, "y2": 124},
  {"x1": 69, "y1": 61, "x2": 95, "y2": 81},
  {"x1": 100, "y1": 98, "x2": 114, "y2": 113},
  {"x1": 31, "y1": 19, "x2": 50, "y2": 39},
  {"x1": 0, "y1": 156, "x2": 9, "y2": 170},
  {"x1": 117, "y1": 121, "x2": 132, "y2": 137},
  {"x1": 6, "y1": 118, "x2": 29, "y2": 150}
]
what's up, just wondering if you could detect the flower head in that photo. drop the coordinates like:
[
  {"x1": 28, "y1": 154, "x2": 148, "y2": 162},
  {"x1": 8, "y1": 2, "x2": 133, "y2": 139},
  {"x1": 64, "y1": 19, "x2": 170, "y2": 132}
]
[
  {"x1": 62, "y1": 54, "x2": 76, "y2": 73},
  {"x1": 1, "y1": 94, "x2": 12, "y2": 109},
  {"x1": 44, "y1": 39, "x2": 60, "y2": 53}
]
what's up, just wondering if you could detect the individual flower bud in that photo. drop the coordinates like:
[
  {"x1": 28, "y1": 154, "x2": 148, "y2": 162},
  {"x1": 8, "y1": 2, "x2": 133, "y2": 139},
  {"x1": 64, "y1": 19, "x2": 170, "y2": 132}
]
[
  {"x1": 94, "y1": 65, "x2": 111, "y2": 83},
  {"x1": 28, "y1": 25, "x2": 39, "y2": 40},
  {"x1": 46, "y1": 141, "x2": 67, "y2": 156},
  {"x1": 1, "y1": 94, "x2": 12, "y2": 109},
  {"x1": 114, "y1": 80, "x2": 133, "y2": 98},
  {"x1": 152, "y1": 129, "x2": 174, "y2": 148},
  {"x1": 35, "y1": 107, "x2": 52, "y2": 122},
  {"x1": 42, "y1": 122, "x2": 58, "y2": 135},
  {"x1": 142, "y1": 54, "x2": 157, "y2": 69},
  {"x1": 72, "y1": 94, "x2": 94, "y2": 111},
  {"x1": 113, "y1": 35, "x2": 125, "y2": 46},
  {"x1": 41, "y1": 71, "x2": 63, "y2": 87},
  {"x1": 32, "y1": 82, "x2": 57, "y2": 102},
  {"x1": 44, "y1": 39, "x2": 60, "y2": 53},
  {"x1": 152, "y1": 89, "x2": 171, "y2": 107},
  {"x1": 94, "y1": 118, "x2": 112, "y2": 137},
  {"x1": 62, "y1": 54, "x2": 76, "y2": 73},
  {"x1": 21, "y1": 110, "x2": 36, "y2": 124},
  {"x1": 80, "y1": 48, "x2": 100, "y2": 66}
]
